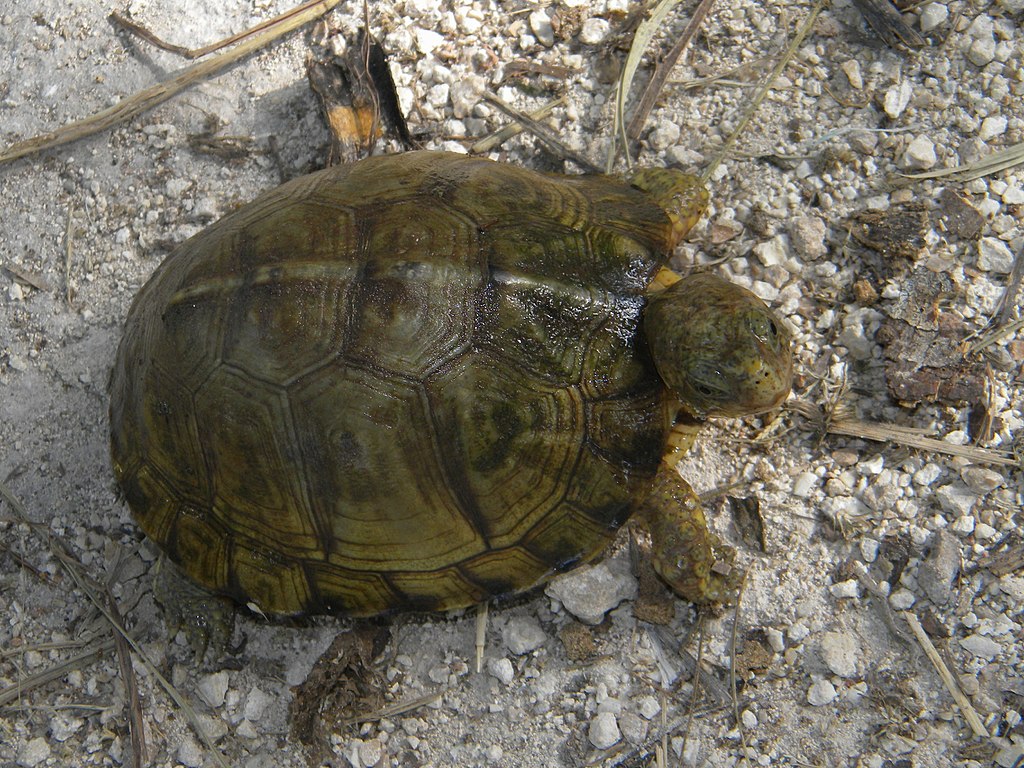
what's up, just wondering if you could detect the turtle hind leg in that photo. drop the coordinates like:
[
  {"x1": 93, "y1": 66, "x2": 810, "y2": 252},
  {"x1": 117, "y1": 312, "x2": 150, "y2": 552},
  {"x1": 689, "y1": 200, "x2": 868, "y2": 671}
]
[
  {"x1": 152, "y1": 554, "x2": 235, "y2": 661},
  {"x1": 639, "y1": 464, "x2": 741, "y2": 605}
]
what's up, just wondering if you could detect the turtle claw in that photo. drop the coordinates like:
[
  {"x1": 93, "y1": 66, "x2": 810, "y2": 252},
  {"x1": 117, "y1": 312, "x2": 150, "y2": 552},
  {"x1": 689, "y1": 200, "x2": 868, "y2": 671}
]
[
  {"x1": 153, "y1": 555, "x2": 235, "y2": 662},
  {"x1": 640, "y1": 465, "x2": 743, "y2": 605}
]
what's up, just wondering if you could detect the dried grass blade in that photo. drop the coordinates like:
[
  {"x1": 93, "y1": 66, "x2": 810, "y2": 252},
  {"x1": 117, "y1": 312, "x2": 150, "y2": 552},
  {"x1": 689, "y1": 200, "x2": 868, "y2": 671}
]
[
  {"x1": 0, "y1": 0, "x2": 341, "y2": 166},
  {"x1": 625, "y1": 0, "x2": 715, "y2": 142},
  {"x1": 608, "y1": 0, "x2": 684, "y2": 172},
  {"x1": 903, "y1": 612, "x2": 988, "y2": 738},
  {"x1": 901, "y1": 140, "x2": 1024, "y2": 181}
]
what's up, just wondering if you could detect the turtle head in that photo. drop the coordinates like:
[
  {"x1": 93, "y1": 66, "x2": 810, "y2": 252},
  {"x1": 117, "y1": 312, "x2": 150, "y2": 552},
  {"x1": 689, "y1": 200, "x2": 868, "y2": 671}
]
[{"x1": 644, "y1": 273, "x2": 792, "y2": 419}]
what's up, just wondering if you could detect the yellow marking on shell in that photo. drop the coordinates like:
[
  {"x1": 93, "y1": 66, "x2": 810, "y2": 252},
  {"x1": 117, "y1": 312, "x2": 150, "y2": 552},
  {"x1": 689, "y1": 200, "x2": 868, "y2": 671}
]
[
  {"x1": 168, "y1": 262, "x2": 361, "y2": 306},
  {"x1": 646, "y1": 266, "x2": 682, "y2": 295}
]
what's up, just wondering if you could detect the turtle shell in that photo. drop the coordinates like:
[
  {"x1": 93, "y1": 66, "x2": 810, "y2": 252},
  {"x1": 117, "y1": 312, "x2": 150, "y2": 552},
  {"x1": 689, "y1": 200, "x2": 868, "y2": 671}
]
[{"x1": 109, "y1": 151, "x2": 702, "y2": 616}]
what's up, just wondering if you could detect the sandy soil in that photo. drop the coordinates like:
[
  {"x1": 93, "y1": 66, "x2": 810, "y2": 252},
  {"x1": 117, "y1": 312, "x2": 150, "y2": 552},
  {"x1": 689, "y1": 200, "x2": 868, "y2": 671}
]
[{"x1": 1, "y1": 1, "x2": 1023, "y2": 766}]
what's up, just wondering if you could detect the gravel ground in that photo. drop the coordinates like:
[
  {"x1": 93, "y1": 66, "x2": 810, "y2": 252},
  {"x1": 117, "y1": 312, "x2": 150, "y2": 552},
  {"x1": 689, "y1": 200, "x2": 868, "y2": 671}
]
[{"x1": 2, "y1": 1, "x2": 1023, "y2": 767}]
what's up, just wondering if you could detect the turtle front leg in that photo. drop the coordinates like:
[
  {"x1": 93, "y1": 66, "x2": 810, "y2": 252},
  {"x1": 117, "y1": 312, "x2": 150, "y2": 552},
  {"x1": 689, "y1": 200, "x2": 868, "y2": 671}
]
[
  {"x1": 153, "y1": 554, "x2": 235, "y2": 661},
  {"x1": 638, "y1": 463, "x2": 740, "y2": 605}
]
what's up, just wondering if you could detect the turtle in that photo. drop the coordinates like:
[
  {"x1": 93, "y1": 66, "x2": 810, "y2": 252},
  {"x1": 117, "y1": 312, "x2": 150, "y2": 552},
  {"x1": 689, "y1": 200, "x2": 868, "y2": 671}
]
[{"x1": 108, "y1": 150, "x2": 792, "y2": 650}]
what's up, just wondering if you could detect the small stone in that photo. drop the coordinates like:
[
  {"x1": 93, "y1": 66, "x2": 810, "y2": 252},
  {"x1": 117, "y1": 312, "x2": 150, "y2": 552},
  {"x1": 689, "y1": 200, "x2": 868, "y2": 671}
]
[
  {"x1": 49, "y1": 712, "x2": 84, "y2": 742},
  {"x1": 648, "y1": 121, "x2": 681, "y2": 151},
  {"x1": 415, "y1": 28, "x2": 445, "y2": 54},
  {"x1": 529, "y1": 9, "x2": 554, "y2": 46},
  {"x1": 820, "y1": 631, "x2": 859, "y2": 678},
  {"x1": 961, "y1": 466, "x2": 1004, "y2": 493},
  {"x1": 618, "y1": 712, "x2": 648, "y2": 745},
  {"x1": 579, "y1": 17, "x2": 610, "y2": 45},
  {"x1": 918, "y1": 530, "x2": 960, "y2": 606},
  {"x1": 960, "y1": 634, "x2": 1001, "y2": 660},
  {"x1": 588, "y1": 711, "x2": 621, "y2": 749},
  {"x1": 741, "y1": 709, "x2": 758, "y2": 728},
  {"x1": 975, "y1": 522, "x2": 998, "y2": 540},
  {"x1": 1002, "y1": 186, "x2": 1024, "y2": 205},
  {"x1": 968, "y1": 36, "x2": 996, "y2": 67},
  {"x1": 197, "y1": 670, "x2": 230, "y2": 708},
  {"x1": 979, "y1": 116, "x2": 1008, "y2": 141},
  {"x1": 995, "y1": 745, "x2": 1024, "y2": 768},
  {"x1": 793, "y1": 472, "x2": 819, "y2": 498},
  {"x1": 977, "y1": 237, "x2": 1014, "y2": 273},
  {"x1": 883, "y1": 81, "x2": 912, "y2": 119},
  {"x1": 998, "y1": 575, "x2": 1024, "y2": 601},
  {"x1": 950, "y1": 515, "x2": 976, "y2": 535},
  {"x1": 637, "y1": 695, "x2": 661, "y2": 720},
  {"x1": 503, "y1": 615, "x2": 547, "y2": 655},
  {"x1": 237, "y1": 719, "x2": 258, "y2": 739},
  {"x1": 359, "y1": 738, "x2": 384, "y2": 767},
  {"x1": 193, "y1": 197, "x2": 219, "y2": 222},
  {"x1": 901, "y1": 136, "x2": 937, "y2": 171},
  {"x1": 807, "y1": 678, "x2": 837, "y2": 706},
  {"x1": 913, "y1": 463, "x2": 943, "y2": 486},
  {"x1": 919, "y1": 3, "x2": 948, "y2": 31},
  {"x1": 484, "y1": 744, "x2": 503, "y2": 763},
  {"x1": 243, "y1": 686, "x2": 273, "y2": 721},
  {"x1": 765, "y1": 627, "x2": 785, "y2": 653},
  {"x1": 788, "y1": 216, "x2": 827, "y2": 260},
  {"x1": 16, "y1": 738, "x2": 50, "y2": 768},
  {"x1": 545, "y1": 562, "x2": 637, "y2": 625},
  {"x1": 177, "y1": 735, "x2": 204, "y2": 768},
  {"x1": 959, "y1": 673, "x2": 981, "y2": 696},
  {"x1": 487, "y1": 657, "x2": 515, "y2": 685},
  {"x1": 840, "y1": 59, "x2": 863, "y2": 89},
  {"x1": 830, "y1": 579, "x2": 860, "y2": 599},
  {"x1": 888, "y1": 588, "x2": 916, "y2": 610},
  {"x1": 754, "y1": 235, "x2": 789, "y2": 268},
  {"x1": 936, "y1": 483, "x2": 977, "y2": 517}
]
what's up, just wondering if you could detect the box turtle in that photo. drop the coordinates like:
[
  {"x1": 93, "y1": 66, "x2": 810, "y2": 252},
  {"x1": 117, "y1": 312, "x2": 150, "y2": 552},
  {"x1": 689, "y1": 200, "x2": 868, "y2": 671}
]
[{"x1": 109, "y1": 151, "x2": 791, "y2": 647}]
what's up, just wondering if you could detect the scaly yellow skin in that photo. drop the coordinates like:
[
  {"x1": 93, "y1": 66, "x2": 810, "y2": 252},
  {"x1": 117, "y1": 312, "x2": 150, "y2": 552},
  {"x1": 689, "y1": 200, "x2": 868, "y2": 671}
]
[{"x1": 111, "y1": 152, "x2": 793, "y2": 656}]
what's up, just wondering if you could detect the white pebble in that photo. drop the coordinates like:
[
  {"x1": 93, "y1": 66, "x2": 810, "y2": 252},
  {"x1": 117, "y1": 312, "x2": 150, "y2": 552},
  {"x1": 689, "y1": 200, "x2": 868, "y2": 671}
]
[
  {"x1": 176, "y1": 736, "x2": 204, "y2": 768},
  {"x1": 529, "y1": 9, "x2": 554, "y2": 47},
  {"x1": 741, "y1": 709, "x2": 758, "y2": 728},
  {"x1": 841, "y1": 60, "x2": 863, "y2": 89},
  {"x1": 503, "y1": 615, "x2": 547, "y2": 655},
  {"x1": 16, "y1": 738, "x2": 50, "y2": 768},
  {"x1": 579, "y1": 18, "x2": 610, "y2": 45},
  {"x1": 950, "y1": 515, "x2": 976, "y2": 535},
  {"x1": 883, "y1": 81, "x2": 912, "y2": 119},
  {"x1": 901, "y1": 136, "x2": 937, "y2": 171},
  {"x1": 820, "y1": 631, "x2": 860, "y2": 678},
  {"x1": 919, "y1": 3, "x2": 948, "y2": 31},
  {"x1": 960, "y1": 634, "x2": 1002, "y2": 660},
  {"x1": 888, "y1": 588, "x2": 916, "y2": 610},
  {"x1": 637, "y1": 695, "x2": 661, "y2": 720},
  {"x1": 830, "y1": 579, "x2": 861, "y2": 599},
  {"x1": 589, "y1": 712, "x2": 621, "y2": 749},
  {"x1": 979, "y1": 116, "x2": 1008, "y2": 141},
  {"x1": 487, "y1": 657, "x2": 515, "y2": 685},
  {"x1": 243, "y1": 686, "x2": 273, "y2": 721},
  {"x1": 792, "y1": 471, "x2": 819, "y2": 498},
  {"x1": 196, "y1": 670, "x2": 230, "y2": 708},
  {"x1": 807, "y1": 678, "x2": 837, "y2": 706},
  {"x1": 415, "y1": 28, "x2": 445, "y2": 54},
  {"x1": 545, "y1": 562, "x2": 637, "y2": 625},
  {"x1": 975, "y1": 523, "x2": 998, "y2": 540},
  {"x1": 977, "y1": 237, "x2": 1014, "y2": 273},
  {"x1": 968, "y1": 36, "x2": 996, "y2": 67}
]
